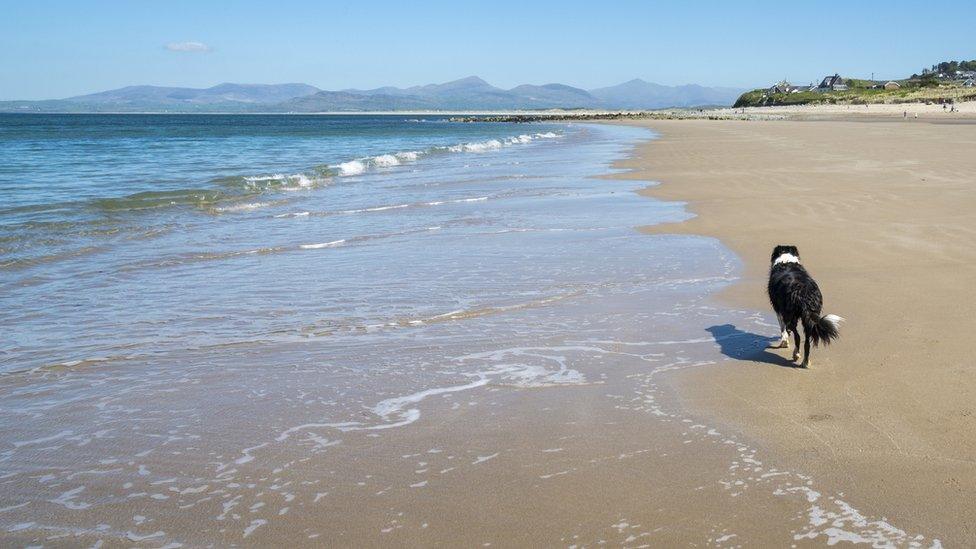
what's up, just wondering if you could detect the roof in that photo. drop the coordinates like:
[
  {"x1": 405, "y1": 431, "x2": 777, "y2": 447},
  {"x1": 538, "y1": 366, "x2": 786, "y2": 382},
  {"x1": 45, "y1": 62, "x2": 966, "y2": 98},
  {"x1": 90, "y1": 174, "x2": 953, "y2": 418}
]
[{"x1": 818, "y1": 74, "x2": 845, "y2": 88}]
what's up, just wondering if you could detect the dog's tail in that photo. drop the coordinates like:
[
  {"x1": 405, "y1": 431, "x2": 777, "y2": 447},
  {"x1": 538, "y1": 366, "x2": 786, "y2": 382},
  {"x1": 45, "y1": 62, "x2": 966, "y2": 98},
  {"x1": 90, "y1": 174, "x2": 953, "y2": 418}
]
[{"x1": 805, "y1": 313, "x2": 844, "y2": 346}]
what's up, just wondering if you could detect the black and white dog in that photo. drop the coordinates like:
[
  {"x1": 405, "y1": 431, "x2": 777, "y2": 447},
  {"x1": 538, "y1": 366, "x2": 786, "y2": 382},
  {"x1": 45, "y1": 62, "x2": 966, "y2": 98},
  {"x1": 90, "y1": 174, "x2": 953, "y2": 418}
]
[{"x1": 767, "y1": 245, "x2": 843, "y2": 368}]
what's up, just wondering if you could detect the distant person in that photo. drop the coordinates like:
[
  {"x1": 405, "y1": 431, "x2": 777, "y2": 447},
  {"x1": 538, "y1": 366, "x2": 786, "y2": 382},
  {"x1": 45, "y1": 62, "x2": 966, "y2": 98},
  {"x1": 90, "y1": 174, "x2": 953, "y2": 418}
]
[
  {"x1": 914, "y1": 113, "x2": 918, "y2": 119},
  {"x1": 903, "y1": 110, "x2": 908, "y2": 119}
]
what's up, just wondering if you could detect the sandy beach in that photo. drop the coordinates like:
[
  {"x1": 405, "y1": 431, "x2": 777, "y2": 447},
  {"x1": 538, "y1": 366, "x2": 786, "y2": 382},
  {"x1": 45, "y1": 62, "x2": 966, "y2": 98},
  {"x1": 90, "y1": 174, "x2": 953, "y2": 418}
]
[
  {"x1": 6, "y1": 115, "x2": 955, "y2": 547},
  {"x1": 5, "y1": 110, "x2": 975, "y2": 546},
  {"x1": 616, "y1": 111, "x2": 976, "y2": 544},
  {"x1": 730, "y1": 101, "x2": 976, "y2": 119}
]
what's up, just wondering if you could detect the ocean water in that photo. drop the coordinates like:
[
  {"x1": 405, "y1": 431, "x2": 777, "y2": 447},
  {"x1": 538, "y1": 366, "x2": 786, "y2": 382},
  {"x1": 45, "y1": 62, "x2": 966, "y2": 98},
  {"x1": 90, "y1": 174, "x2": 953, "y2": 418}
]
[
  {"x1": 0, "y1": 114, "x2": 607, "y2": 372},
  {"x1": 0, "y1": 115, "x2": 939, "y2": 546}
]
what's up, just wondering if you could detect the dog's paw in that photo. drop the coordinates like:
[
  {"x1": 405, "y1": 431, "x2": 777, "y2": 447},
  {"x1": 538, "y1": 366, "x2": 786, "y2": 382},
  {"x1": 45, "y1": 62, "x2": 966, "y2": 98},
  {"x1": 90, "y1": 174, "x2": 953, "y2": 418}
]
[
  {"x1": 800, "y1": 359, "x2": 810, "y2": 369},
  {"x1": 791, "y1": 352, "x2": 801, "y2": 362}
]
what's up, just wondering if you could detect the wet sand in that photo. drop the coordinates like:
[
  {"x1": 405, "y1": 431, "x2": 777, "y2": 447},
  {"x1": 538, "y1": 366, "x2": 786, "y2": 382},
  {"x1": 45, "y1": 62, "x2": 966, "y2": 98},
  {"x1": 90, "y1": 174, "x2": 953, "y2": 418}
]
[{"x1": 615, "y1": 117, "x2": 976, "y2": 544}]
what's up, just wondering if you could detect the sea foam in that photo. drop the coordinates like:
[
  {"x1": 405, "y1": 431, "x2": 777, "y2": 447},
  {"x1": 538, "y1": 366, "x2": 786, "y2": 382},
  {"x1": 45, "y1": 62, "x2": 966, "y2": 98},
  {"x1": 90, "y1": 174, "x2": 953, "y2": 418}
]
[
  {"x1": 337, "y1": 160, "x2": 366, "y2": 176},
  {"x1": 273, "y1": 130, "x2": 561, "y2": 184},
  {"x1": 299, "y1": 239, "x2": 346, "y2": 250},
  {"x1": 372, "y1": 154, "x2": 400, "y2": 168}
]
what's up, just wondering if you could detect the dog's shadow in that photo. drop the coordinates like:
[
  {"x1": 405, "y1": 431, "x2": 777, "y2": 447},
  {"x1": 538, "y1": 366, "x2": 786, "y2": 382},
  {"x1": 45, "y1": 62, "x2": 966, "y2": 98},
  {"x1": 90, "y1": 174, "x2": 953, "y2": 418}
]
[{"x1": 705, "y1": 324, "x2": 798, "y2": 368}]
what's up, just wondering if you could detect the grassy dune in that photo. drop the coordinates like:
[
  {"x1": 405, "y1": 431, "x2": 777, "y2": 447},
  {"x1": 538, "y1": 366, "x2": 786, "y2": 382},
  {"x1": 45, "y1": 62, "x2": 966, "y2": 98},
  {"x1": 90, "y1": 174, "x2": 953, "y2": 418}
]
[{"x1": 735, "y1": 81, "x2": 976, "y2": 107}]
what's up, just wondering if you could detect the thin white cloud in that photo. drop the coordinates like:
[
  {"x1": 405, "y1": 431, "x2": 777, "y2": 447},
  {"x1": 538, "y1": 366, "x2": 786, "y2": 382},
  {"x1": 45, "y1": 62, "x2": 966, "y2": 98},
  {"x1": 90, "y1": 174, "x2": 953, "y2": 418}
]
[{"x1": 165, "y1": 41, "x2": 211, "y2": 53}]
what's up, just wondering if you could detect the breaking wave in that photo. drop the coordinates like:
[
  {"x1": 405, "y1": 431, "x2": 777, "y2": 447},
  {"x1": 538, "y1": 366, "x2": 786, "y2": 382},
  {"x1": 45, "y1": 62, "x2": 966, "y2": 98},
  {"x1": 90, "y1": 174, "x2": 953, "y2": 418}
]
[
  {"x1": 327, "y1": 131, "x2": 560, "y2": 178},
  {"x1": 31, "y1": 131, "x2": 561, "y2": 216}
]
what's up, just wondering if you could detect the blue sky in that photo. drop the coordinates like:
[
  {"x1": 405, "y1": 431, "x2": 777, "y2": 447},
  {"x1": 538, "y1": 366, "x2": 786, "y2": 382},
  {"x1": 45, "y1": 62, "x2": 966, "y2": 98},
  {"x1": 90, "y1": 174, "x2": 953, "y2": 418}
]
[{"x1": 2, "y1": 0, "x2": 974, "y2": 100}]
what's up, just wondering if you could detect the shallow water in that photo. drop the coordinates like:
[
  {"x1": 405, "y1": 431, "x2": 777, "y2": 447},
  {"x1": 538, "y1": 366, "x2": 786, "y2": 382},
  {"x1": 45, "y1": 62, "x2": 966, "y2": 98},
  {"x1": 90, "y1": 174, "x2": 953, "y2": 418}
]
[
  {"x1": 0, "y1": 116, "x2": 940, "y2": 546},
  {"x1": 0, "y1": 114, "x2": 599, "y2": 372}
]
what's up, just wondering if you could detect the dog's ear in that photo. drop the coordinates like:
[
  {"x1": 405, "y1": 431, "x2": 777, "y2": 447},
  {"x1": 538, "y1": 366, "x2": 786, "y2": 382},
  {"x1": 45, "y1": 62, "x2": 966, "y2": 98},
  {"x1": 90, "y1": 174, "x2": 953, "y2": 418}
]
[
  {"x1": 771, "y1": 245, "x2": 787, "y2": 262},
  {"x1": 771, "y1": 245, "x2": 799, "y2": 263}
]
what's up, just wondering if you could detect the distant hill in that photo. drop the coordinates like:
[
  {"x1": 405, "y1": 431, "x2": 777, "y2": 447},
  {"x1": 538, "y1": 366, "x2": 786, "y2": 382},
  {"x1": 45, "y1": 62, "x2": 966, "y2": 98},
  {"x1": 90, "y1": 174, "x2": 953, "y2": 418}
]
[
  {"x1": 1, "y1": 83, "x2": 322, "y2": 113},
  {"x1": 0, "y1": 77, "x2": 747, "y2": 113},
  {"x1": 590, "y1": 79, "x2": 745, "y2": 109},
  {"x1": 283, "y1": 91, "x2": 436, "y2": 112},
  {"x1": 286, "y1": 76, "x2": 603, "y2": 111},
  {"x1": 67, "y1": 83, "x2": 321, "y2": 105}
]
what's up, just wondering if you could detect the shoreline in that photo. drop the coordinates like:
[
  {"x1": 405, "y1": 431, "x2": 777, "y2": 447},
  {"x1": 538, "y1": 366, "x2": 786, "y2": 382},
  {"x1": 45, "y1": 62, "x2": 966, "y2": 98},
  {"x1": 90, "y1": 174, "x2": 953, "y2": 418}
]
[
  {"x1": 6, "y1": 100, "x2": 976, "y2": 121},
  {"x1": 3, "y1": 122, "x2": 775, "y2": 546},
  {"x1": 2, "y1": 119, "x2": 943, "y2": 546},
  {"x1": 610, "y1": 116, "x2": 976, "y2": 543}
]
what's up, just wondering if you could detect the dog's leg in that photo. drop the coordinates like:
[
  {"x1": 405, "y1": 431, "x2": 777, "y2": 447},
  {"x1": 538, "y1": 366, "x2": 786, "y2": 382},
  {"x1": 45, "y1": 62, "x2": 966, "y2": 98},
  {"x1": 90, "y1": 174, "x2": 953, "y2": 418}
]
[
  {"x1": 791, "y1": 323, "x2": 801, "y2": 362},
  {"x1": 801, "y1": 332, "x2": 812, "y2": 368},
  {"x1": 769, "y1": 313, "x2": 790, "y2": 348}
]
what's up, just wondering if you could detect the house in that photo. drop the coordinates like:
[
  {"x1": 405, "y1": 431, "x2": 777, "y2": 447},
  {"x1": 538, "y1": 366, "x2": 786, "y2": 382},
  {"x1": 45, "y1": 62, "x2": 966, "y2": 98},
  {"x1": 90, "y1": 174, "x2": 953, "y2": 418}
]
[
  {"x1": 883, "y1": 81, "x2": 901, "y2": 90},
  {"x1": 963, "y1": 79, "x2": 975, "y2": 88},
  {"x1": 768, "y1": 81, "x2": 805, "y2": 94},
  {"x1": 817, "y1": 74, "x2": 848, "y2": 92}
]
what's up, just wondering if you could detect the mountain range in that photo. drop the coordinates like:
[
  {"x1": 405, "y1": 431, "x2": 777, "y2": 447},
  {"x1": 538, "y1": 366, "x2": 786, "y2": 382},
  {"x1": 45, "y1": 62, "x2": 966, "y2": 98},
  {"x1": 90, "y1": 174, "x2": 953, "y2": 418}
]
[{"x1": 0, "y1": 77, "x2": 746, "y2": 113}]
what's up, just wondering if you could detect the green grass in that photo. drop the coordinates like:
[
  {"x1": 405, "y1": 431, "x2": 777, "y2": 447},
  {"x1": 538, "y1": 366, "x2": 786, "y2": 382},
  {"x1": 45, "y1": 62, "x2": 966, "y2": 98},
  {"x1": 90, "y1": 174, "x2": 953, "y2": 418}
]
[
  {"x1": 734, "y1": 83, "x2": 975, "y2": 108},
  {"x1": 845, "y1": 78, "x2": 876, "y2": 89}
]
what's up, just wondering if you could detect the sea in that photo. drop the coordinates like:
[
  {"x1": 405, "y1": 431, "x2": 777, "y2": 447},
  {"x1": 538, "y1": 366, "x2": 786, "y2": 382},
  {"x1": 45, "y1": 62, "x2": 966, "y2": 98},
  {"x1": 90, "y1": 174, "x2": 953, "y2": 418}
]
[{"x1": 0, "y1": 114, "x2": 939, "y2": 546}]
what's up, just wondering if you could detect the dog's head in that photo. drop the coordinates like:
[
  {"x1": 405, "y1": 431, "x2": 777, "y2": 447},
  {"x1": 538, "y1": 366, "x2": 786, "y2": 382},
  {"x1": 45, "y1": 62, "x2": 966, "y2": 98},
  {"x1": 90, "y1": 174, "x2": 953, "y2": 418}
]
[{"x1": 771, "y1": 245, "x2": 800, "y2": 264}]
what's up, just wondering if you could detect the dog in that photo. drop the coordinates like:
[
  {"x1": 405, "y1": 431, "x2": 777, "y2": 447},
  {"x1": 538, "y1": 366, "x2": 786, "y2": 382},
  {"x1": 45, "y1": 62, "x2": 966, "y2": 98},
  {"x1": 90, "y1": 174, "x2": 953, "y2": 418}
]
[{"x1": 767, "y1": 245, "x2": 843, "y2": 368}]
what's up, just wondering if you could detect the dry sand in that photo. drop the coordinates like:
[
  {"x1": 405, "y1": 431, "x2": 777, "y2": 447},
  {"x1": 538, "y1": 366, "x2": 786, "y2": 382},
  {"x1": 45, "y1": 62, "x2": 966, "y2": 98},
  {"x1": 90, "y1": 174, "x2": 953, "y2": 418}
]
[
  {"x1": 732, "y1": 100, "x2": 976, "y2": 119},
  {"x1": 613, "y1": 115, "x2": 976, "y2": 543}
]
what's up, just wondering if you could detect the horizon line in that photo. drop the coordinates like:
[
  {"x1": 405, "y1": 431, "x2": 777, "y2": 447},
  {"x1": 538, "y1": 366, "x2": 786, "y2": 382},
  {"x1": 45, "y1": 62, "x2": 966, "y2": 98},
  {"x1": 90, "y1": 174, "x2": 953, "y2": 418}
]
[{"x1": 3, "y1": 76, "x2": 753, "y2": 102}]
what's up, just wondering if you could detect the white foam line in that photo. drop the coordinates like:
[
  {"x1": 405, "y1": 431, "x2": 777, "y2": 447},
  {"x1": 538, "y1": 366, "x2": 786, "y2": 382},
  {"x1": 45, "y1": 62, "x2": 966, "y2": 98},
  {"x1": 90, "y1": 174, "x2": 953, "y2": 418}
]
[
  {"x1": 340, "y1": 204, "x2": 411, "y2": 214},
  {"x1": 234, "y1": 443, "x2": 268, "y2": 466},
  {"x1": 428, "y1": 309, "x2": 467, "y2": 320},
  {"x1": 243, "y1": 519, "x2": 267, "y2": 538},
  {"x1": 0, "y1": 502, "x2": 30, "y2": 513},
  {"x1": 789, "y1": 491, "x2": 942, "y2": 548},
  {"x1": 276, "y1": 422, "x2": 359, "y2": 442},
  {"x1": 341, "y1": 196, "x2": 489, "y2": 215},
  {"x1": 244, "y1": 173, "x2": 318, "y2": 188},
  {"x1": 126, "y1": 531, "x2": 165, "y2": 542},
  {"x1": 13, "y1": 429, "x2": 73, "y2": 448},
  {"x1": 349, "y1": 410, "x2": 421, "y2": 431},
  {"x1": 299, "y1": 239, "x2": 345, "y2": 250},
  {"x1": 371, "y1": 377, "x2": 490, "y2": 422},
  {"x1": 458, "y1": 345, "x2": 606, "y2": 362},
  {"x1": 472, "y1": 452, "x2": 499, "y2": 464},
  {"x1": 49, "y1": 486, "x2": 90, "y2": 510},
  {"x1": 213, "y1": 202, "x2": 271, "y2": 213}
]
